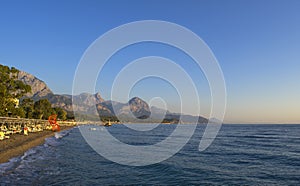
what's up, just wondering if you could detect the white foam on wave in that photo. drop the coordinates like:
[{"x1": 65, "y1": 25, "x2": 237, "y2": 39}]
[
  {"x1": 21, "y1": 147, "x2": 38, "y2": 160},
  {"x1": 0, "y1": 157, "x2": 21, "y2": 175},
  {"x1": 54, "y1": 130, "x2": 70, "y2": 139}
]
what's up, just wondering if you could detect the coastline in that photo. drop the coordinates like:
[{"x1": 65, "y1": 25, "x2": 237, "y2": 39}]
[{"x1": 0, "y1": 126, "x2": 74, "y2": 164}]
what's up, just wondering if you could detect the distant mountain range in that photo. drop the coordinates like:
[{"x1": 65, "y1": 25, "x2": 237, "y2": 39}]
[{"x1": 17, "y1": 70, "x2": 208, "y2": 123}]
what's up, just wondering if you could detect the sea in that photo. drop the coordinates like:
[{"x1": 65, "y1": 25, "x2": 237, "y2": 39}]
[{"x1": 1, "y1": 124, "x2": 300, "y2": 185}]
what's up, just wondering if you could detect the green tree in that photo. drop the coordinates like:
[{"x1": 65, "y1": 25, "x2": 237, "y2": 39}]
[
  {"x1": 0, "y1": 64, "x2": 31, "y2": 117},
  {"x1": 33, "y1": 99, "x2": 53, "y2": 119},
  {"x1": 53, "y1": 107, "x2": 67, "y2": 120},
  {"x1": 20, "y1": 98, "x2": 35, "y2": 118},
  {"x1": 12, "y1": 107, "x2": 26, "y2": 118}
]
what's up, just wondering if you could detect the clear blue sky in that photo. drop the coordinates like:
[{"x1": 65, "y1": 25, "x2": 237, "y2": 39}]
[{"x1": 1, "y1": 0, "x2": 300, "y2": 123}]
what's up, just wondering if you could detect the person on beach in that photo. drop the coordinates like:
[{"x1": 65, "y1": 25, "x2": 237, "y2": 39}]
[
  {"x1": 24, "y1": 126, "x2": 28, "y2": 136},
  {"x1": 0, "y1": 131, "x2": 4, "y2": 140}
]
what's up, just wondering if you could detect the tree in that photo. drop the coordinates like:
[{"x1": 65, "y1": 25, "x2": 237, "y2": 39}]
[
  {"x1": 33, "y1": 99, "x2": 53, "y2": 119},
  {"x1": 53, "y1": 107, "x2": 67, "y2": 120},
  {"x1": 20, "y1": 98, "x2": 35, "y2": 118},
  {"x1": 0, "y1": 64, "x2": 31, "y2": 117},
  {"x1": 12, "y1": 107, "x2": 26, "y2": 118}
]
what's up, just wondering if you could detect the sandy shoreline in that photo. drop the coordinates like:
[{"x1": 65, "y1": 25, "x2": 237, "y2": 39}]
[{"x1": 0, "y1": 126, "x2": 74, "y2": 164}]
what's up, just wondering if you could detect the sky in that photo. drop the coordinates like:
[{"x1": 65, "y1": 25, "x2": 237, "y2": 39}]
[{"x1": 0, "y1": 0, "x2": 300, "y2": 123}]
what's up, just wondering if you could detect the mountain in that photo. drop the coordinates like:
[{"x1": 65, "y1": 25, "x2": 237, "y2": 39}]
[
  {"x1": 96, "y1": 100, "x2": 125, "y2": 116},
  {"x1": 47, "y1": 94, "x2": 73, "y2": 112},
  {"x1": 17, "y1": 71, "x2": 53, "y2": 99},
  {"x1": 95, "y1": 97, "x2": 151, "y2": 119},
  {"x1": 50, "y1": 92, "x2": 105, "y2": 116},
  {"x1": 16, "y1": 69, "x2": 208, "y2": 123},
  {"x1": 128, "y1": 97, "x2": 151, "y2": 119}
]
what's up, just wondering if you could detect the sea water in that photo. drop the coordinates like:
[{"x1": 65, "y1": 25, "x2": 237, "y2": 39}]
[{"x1": 1, "y1": 124, "x2": 300, "y2": 185}]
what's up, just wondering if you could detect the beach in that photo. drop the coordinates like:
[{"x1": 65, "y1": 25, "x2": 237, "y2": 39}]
[{"x1": 0, "y1": 126, "x2": 73, "y2": 164}]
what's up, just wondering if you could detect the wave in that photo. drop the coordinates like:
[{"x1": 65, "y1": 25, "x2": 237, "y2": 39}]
[
  {"x1": 55, "y1": 130, "x2": 70, "y2": 139},
  {"x1": 0, "y1": 128, "x2": 73, "y2": 179}
]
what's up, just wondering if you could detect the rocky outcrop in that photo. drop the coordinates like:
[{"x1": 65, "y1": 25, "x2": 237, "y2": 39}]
[
  {"x1": 17, "y1": 71, "x2": 53, "y2": 99},
  {"x1": 128, "y1": 97, "x2": 151, "y2": 119}
]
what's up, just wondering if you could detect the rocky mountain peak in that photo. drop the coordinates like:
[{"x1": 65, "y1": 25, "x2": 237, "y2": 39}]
[
  {"x1": 129, "y1": 97, "x2": 149, "y2": 108},
  {"x1": 128, "y1": 97, "x2": 151, "y2": 119},
  {"x1": 17, "y1": 71, "x2": 53, "y2": 99},
  {"x1": 95, "y1": 92, "x2": 104, "y2": 103}
]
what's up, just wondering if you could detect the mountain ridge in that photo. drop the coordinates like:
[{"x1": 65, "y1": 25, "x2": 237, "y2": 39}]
[{"x1": 17, "y1": 69, "x2": 208, "y2": 123}]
